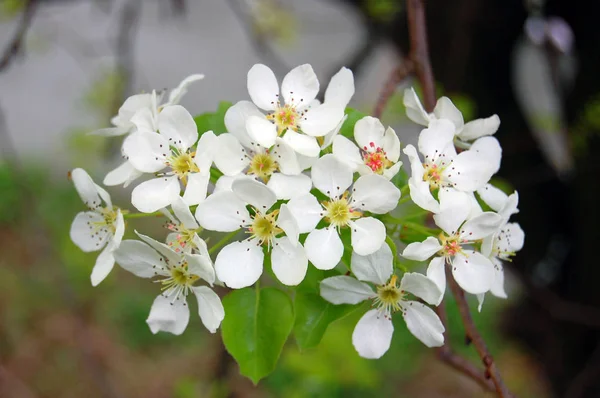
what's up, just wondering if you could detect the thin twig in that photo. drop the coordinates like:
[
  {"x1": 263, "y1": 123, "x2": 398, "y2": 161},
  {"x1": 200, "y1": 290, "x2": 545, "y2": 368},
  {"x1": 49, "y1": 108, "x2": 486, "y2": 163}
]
[
  {"x1": 372, "y1": 60, "x2": 413, "y2": 118},
  {"x1": 0, "y1": 0, "x2": 38, "y2": 73},
  {"x1": 446, "y1": 263, "x2": 512, "y2": 397}
]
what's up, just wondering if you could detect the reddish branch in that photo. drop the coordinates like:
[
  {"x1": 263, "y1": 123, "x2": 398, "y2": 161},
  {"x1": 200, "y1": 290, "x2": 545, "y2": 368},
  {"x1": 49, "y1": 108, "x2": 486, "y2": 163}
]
[
  {"x1": 0, "y1": 0, "x2": 38, "y2": 73},
  {"x1": 387, "y1": 0, "x2": 514, "y2": 396}
]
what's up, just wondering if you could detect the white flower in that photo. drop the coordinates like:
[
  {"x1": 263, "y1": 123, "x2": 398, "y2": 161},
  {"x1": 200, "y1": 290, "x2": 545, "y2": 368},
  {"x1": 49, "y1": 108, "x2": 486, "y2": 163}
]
[
  {"x1": 402, "y1": 190, "x2": 503, "y2": 300},
  {"x1": 239, "y1": 64, "x2": 353, "y2": 157},
  {"x1": 475, "y1": 186, "x2": 525, "y2": 309},
  {"x1": 113, "y1": 231, "x2": 224, "y2": 335},
  {"x1": 195, "y1": 179, "x2": 306, "y2": 288},
  {"x1": 286, "y1": 154, "x2": 400, "y2": 270},
  {"x1": 320, "y1": 243, "x2": 444, "y2": 359},
  {"x1": 217, "y1": 101, "x2": 313, "y2": 199},
  {"x1": 403, "y1": 119, "x2": 501, "y2": 213},
  {"x1": 160, "y1": 197, "x2": 205, "y2": 254},
  {"x1": 123, "y1": 106, "x2": 216, "y2": 213},
  {"x1": 403, "y1": 87, "x2": 500, "y2": 145},
  {"x1": 332, "y1": 116, "x2": 402, "y2": 180},
  {"x1": 69, "y1": 168, "x2": 125, "y2": 286}
]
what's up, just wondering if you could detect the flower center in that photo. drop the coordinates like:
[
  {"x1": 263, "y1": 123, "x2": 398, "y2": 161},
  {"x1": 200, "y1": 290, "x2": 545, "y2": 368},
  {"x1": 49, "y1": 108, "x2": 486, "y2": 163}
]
[
  {"x1": 373, "y1": 275, "x2": 404, "y2": 317},
  {"x1": 323, "y1": 197, "x2": 362, "y2": 228},
  {"x1": 267, "y1": 104, "x2": 299, "y2": 134},
  {"x1": 247, "y1": 210, "x2": 281, "y2": 246},
  {"x1": 159, "y1": 261, "x2": 199, "y2": 299},
  {"x1": 166, "y1": 222, "x2": 200, "y2": 253},
  {"x1": 439, "y1": 233, "x2": 464, "y2": 257},
  {"x1": 94, "y1": 207, "x2": 119, "y2": 234},
  {"x1": 248, "y1": 152, "x2": 278, "y2": 181},
  {"x1": 362, "y1": 142, "x2": 391, "y2": 174},
  {"x1": 167, "y1": 150, "x2": 199, "y2": 182},
  {"x1": 423, "y1": 163, "x2": 444, "y2": 189}
]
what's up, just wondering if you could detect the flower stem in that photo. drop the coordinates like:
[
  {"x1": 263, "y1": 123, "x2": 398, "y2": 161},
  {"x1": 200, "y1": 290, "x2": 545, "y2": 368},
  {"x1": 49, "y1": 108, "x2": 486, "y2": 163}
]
[
  {"x1": 208, "y1": 230, "x2": 240, "y2": 255},
  {"x1": 123, "y1": 211, "x2": 165, "y2": 219}
]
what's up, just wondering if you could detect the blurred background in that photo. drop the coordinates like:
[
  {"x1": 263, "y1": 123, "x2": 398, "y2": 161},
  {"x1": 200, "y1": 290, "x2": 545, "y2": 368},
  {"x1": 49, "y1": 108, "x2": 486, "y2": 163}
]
[{"x1": 1, "y1": 0, "x2": 599, "y2": 396}]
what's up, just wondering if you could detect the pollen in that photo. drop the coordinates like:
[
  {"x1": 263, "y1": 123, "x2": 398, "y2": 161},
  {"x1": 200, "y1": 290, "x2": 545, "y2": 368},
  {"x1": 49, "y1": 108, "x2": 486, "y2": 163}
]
[
  {"x1": 267, "y1": 104, "x2": 299, "y2": 134},
  {"x1": 159, "y1": 261, "x2": 199, "y2": 299},
  {"x1": 439, "y1": 233, "x2": 464, "y2": 257},
  {"x1": 248, "y1": 210, "x2": 281, "y2": 246},
  {"x1": 323, "y1": 196, "x2": 362, "y2": 228},
  {"x1": 168, "y1": 150, "x2": 199, "y2": 181},
  {"x1": 373, "y1": 275, "x2": 404, "y2": 317},
  {"x1": 248, "y1": 152, "x2": 278, "y2": 181},
  {"x1": 362, "y1": 143, "x2": 392, "y2": 174}
]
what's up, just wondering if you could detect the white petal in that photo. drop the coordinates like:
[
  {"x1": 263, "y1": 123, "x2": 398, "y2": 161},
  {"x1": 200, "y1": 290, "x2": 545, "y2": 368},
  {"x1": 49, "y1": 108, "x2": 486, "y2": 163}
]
[
  {"x1": 351, "y1": 242, "x2": 393, "y2": 285},
  {"x1": 130, "y1": 107, "x2": 157, "y2": 132},
  {"x1": 191, "y1": 286, "x2": 224, "y2": 333},
  {"x1": 320, "y1": 276, "x2": 374, "y2": 304},
  {"x1": 433, "y1": 189, "x2": 472, "y2": 235},
  {"x1": 499, "y1": 192, "x2": 519, "y2": 220},
  {"x1": 123, "y1": 132, "x2": 168, "y2": 173},
  {"x1": 215, "y1": 241, "x2": 264, "y2": 288},
  {"x1": 182, "y1": 172, "x2": 209, "y2": 206},
  {"x1": 324, "y1": 67, "x2": 354, "y2": 108},
  {"x1": 351, "y1": 175, "x2": 401, "y2": 214},
  {"x1": 458, "y1": 115, "x2": 500, "y2": 141},
  {"x1": 267, "y1": 173, "x2": 312, "y2": 200},
  {"x1": 469, "y1": 136, "x2": 502, "y2": 176},
  {"x1": 433, "y1": 97, "x2": 464, "y2": 131},
  {"x1": 224, "y1": 100, "x2": 264, "y2": 148},
  {"x1": 232, "y1": 178, "x2": 277, "y2": 211},
  {"x1": 446, "y1": 149, "x2": 495, "y2": 192},
  {"x1": 167, "y1": 73, "x2": 204, "y2": 105},
  {"x1": 103, "y1": 161, "x2": 142, "y2": 187},
  {"x1": 276, "y1": 204, "x2": 299, "y2": 245},
  {"x1": 320, "y1": 114, "x2": 347, "y2": 149},
  {"x1": 404, "y1": 145, "x2": 439, "y2": 213},
  {"x1": 146, "y1": 295, "x2": 190, "y2": 335},
  {"x1": 195, "y1": 131, "x2": 217, "y2": 171},
  {"x1": 452, "y1": 251, "x2": 494, "y2": 294},
  {"x1": 272, "y1": 237, "x2": 308, "y2": 285},
  {"x1": 70, "y1": 212, "x2": 109, "y2": 252},
  {"x1": 116, "y1": 93, "x2": 153, "y2": 123},
  {"x1": 93, "y1": 182, "x2": 111, "y2": 207},
  {"x1": 71, "y1": 168, "x2": 101, "y2": 209},
  {"x1": 418, "y1": 119, "x2": 456, "y2": 160},
  {"x1": 349, "y1": 217, "x2": 386, "y2": 256},
  {"x1": 281, "y1": 64, "x2": 319, "y2": 106},
  {"x1": 382, "y1": 162, "x2": 402, "y2": 180},
  {"x1": 157, "y1": 105, "x2": 197, "y2": 149},
  {"x1": 113, "y1": 240, "x2": 163, "y2": 278},
  {"x1": 402, "y1": 237, "x2": 443, "y2": 261},
  {"x1": 135, "y1": 231, "x2": 182, "y2": 265},
  {"x1": 490, "y1": 259, "x2": 507, "y2": 298},
  {"x1": 332, "y1": 135, "x2": 362, "y2": 171},
  {"x1": 301, "y1": 103, "x2": 345, "y2": 137},
  {"x1": 311, "y1": 154, "x2": 353, "y2": 198},
  {"x1": 131, "y1": 176, "x2": 180, "y2": 213},
  {"x1": 400, "y1": 272, "x2": 442, "y2": 306},
  {"x1": 352, "y1": 309, "x2": 394, "y2": 359},
  {"x1": 111, "y1": 209, "x2": 125, "y2": 248},
  {"x1": 401, "y1": 301, "x2": 445, "y2": 347},
  {"x1": 272, "y1": 137, "x2": 301, "y2": 175},
  {"x1": 426, "y1": 256, "x2": 447, "y2": 302},
  {"x1": 477, "y1": 184, "x2": 508, "y2": 212},
  {"x1": 195, "y1": 191, "x2": 249, "y2": 232},
  {"x1": 476, "y1": 293, "x2": 486, "y2": 312},
  {"x1": 383, "y1": 126, "x2": 401, "y2": 162},
  {"x1": 460, "y1": 212, "x2": 502, "y2": 240},
  {"x1": 282, "y1": 130, "x2": 321, "y2": 157},
  {"x1": 286, "y1": 193, "x2": 323, "y2": 233},
  {"x1": 403, "y1": 88, "x2": 430, "y2": 125},
  {"x1": 91, "y1": 245, "x2": 115, "y2": 286},
  {"x1": 505, "y1": 222, "x2": 525, "y2": 252},
  {"x1": 246, "y1": 115, "x2": 277, "y2": 148},
  {"x1": 305, "y1": 227, "x2": 343, "y2": 270},
  {"x1": 171, "y1": 196, "x2": 199, "y2": 229},
  {"x1": 354, "y1": 116, "x2": 385, "y2": 150},
  {"x1": 185, "y1": 253, "x2": 215, "y2": 285},
  {"x1": 247, "y1": 64, "x2": 279, "y2": 111}
]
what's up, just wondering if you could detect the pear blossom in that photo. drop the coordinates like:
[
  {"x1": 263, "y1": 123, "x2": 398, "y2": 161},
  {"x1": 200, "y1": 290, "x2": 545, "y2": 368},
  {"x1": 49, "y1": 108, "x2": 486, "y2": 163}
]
[
  {"x1": 320, "y1": 244, "x2": 444, "y2": 359},
  {"x1": 286, "y1": 155, "x2": 400, "y2": 270},
  {"x1": 402, "y1": 190, "x2": 503, "y2": 300},
  {"x1": 123, "y1": 106, "x2": 216, "y2": 213},
  {"x1": 403, "y1": 87, "x2": 501, "y2": 145},
  {"x1": 332, "y1": 116, "x2": 402, "y2": 180},
  {"x1": 69, "y1": 168, "x2": 125, "y2": 286},
  {"x1": 160, "y1": 197, "x2": 204, "y2": 254},
  {"x1": 238, "y1": 64, "x2": 353, "y2": 157},
  {"x1": 113, "y1": 231, "x2": 224, "y2": 335},
  {"x1": 475, "y1": 185, "x2": 525, "y2": 309},
  {"x1": 195, "y1": 179, "x2": 305, "y2": 288},
  {"x1": 403, "y1": 119, "x2": 501, "y2": 213}
]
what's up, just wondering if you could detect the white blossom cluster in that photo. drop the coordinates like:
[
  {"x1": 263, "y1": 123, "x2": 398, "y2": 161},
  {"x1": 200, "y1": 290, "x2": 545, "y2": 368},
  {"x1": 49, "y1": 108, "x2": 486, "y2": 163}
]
[{"x1": 69, "y1": 64, "x2": 524, "y2": 360}]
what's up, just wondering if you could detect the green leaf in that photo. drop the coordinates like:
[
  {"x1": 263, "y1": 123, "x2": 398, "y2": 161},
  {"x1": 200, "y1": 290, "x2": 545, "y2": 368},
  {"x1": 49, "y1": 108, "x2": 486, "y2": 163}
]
[
  {"x1": 193, "y1": 101, "x2": 232, "y2": 136},
  {"x1": 339, "y1": 108, "x2": 367, "y2": 140},
  {"x1": 293, "y1": 291, "x2": 357, "y2": 350},
  {"x1": 221, "y1": 287, "x2": 294, "y2": 384}
]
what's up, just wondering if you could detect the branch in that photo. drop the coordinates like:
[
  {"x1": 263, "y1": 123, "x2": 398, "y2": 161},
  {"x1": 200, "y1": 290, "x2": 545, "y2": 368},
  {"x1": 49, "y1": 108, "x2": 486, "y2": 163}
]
[
  {"x1": 372, "y1": 60, "x2": 413, "y2": 118},
  {"x1": 0, "y1": 0, "x2": 38, "y2": 73},
  {"x1": 446, "y1": 263, "x2": 513, "y2": 397}
]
